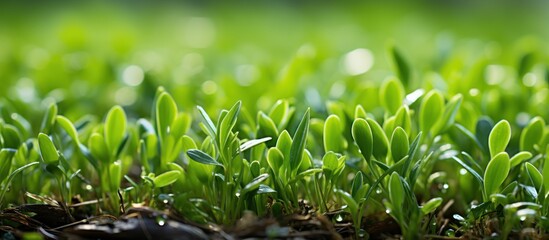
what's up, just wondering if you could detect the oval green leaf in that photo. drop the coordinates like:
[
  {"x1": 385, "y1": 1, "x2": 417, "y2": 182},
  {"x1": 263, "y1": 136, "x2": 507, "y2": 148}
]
[
  {"x1": 488, "y1": 120, "x2": 511, "y2": 158},
  {"x1": 390, "y1": 127, "x2": 409, "y2": 162},
  {"x1": 156, "y1": 92, "x2": 178, "y2": 141},
  {"x1": 323, "y1": 115, "x2": 343, "y2": 153},
  {"x1": 421, "y1": 197, "x2": 442, "y2": 215},
  {"x1": 38, "y1": 133, "x2": 59, "y2": 164},
  {"x1": 389, "y1": 172, "x2": 405, "y2": 207},
  {"x1": 366, "y1": 118, "x2": 389, "y2": 162},
  {"x1": 379, "y1": 77, "x2": 405, "y2": 115},
  {"x1": 419, "y1": 90, "x2": 444, "y2": 136},
  {"x1": 104, "y1": 106, "x2": 127, "y2": 156},
  {"x1": 484, "y1": 152, "x2": 510, "y2": 198},
  {"x1": 520, "y1": 116, "x2": 545, "y2": 152},
  {"x1": 352, "y1": 118, "x2": 373, "y2": 163},
  {"x1": 153, "y1": 170, "x2": 181, "y2": 188}
]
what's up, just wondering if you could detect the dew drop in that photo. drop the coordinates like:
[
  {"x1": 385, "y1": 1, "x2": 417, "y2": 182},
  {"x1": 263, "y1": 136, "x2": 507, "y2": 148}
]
[
  {"x1": 335, "y1": 214, "x2": 344, "y2": 222},
  {"x1": 358, "y1": 229, "x2": 367, "y2": 238},
  {"x1": 385, "y1": 208, "x2": 391, "y2": 214},
  {"x1": 158, "y1": 219, "x2": 165, "y2": 226},
  {"x1": 376, "y1": 188, "x2": 382, "y2": 194}
]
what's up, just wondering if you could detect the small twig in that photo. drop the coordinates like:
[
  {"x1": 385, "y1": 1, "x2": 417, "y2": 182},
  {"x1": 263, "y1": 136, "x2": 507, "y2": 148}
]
[
  {"x1": 50, "y1": 215, "x2": 117, "y2": 230},
  {"x1": 438, "y1": 219, "x2": 450, "y2": 236},
  {"x1": 118, "y1": 189, "x2": 126, "y2": 214},
  {"x1": 68, "y1": 199, "x2": 102, "y2": 208}
]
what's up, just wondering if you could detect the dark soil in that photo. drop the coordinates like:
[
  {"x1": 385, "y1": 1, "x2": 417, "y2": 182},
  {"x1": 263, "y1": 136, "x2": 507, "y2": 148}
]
[{"x1": 0, "y1": 202, "x2": 412, "y2": 240}]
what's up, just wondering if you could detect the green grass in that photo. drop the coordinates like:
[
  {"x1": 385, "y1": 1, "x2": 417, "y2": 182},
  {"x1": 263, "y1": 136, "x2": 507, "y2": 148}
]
[{"x1": 1, "y1": 1, "x2": 549, "y2": 239}]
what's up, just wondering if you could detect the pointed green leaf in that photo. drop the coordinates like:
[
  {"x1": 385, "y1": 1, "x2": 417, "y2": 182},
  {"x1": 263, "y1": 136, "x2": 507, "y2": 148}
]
[
  {"x1": 219, "y1": 101, "x2": 241, "y2": 147},
  {"x1": 257, "y1": 184, "x2": 276, "y2": 194},
  {"x1": 388, "y1": 44, "x2": 411, "y2": 87},
  {"x1": 258, "y1": 112, "x2": 279, "y2": 139},
  {"x1": 40, "y1": 102, "x2": 57, "y2": 133},
  {"x1": 432, "y1": 94, "x2": 463, "y2": 135},
  {"x1": 336, "y1": 190, "x2": 359, "y2": 216},
  {"x1": 323, "y1": 115, "x2": 343, "y2": 153},
  {"x1": 390, "y1": 127, "x2": 409, "y2": 162},
  {"x1": 484, "y1": 152, "x2": 510, "y2": 198},
  {"x1": 354, "y1": 105, "x2": 367, "y2": 119},
  {"x1": 452, "y1": 156, "x2": 484, "y2": 185},
  {"x1": 241, "y1": 173, "x2": 269, "y2": 196},
  {"x1": 187, "y1": 149, "x2": 223, "y2": 167},
  {"x1": 489, "y1": 120, "x2": 511, "y2": 158},
  {"x1": 289, "y1": 109, "x2": 310, "y2": 172},
  {"x1": 268, "y1": 100, "x2": 290, "y2": 130},
  {"x1": 351, "y1": 171, "x2": 364, "y2": 199},
  {"x1": 197, "y1": 105, "x2": 217, "y2": 138},
  {"x1": 525, "y1": 162, "x2": 543, "y2": 191},
  {"x1": 421, "y1": 197, "x2": 442, "y2": 215},
  {"x1": 352, "y1": 118, "x2": 373, "y2": 163},
  {"x1": 153, "y1": 170, "x2": 181, "y2": 188},
  {"x1": 56, "y1": 116, "x2": 80, "y2": 145},
  {"x1": 38, "y1": 133, "x2": 59, "y2": 164},
  {"x1": 366, "y1": 118, "x2": 389, "y2": 161},
  {"x1": 240, "y1": 137, "x2": 272, "y2": 153},
  {"x1": 104, "y1": 106, "x2": 127, "y2": 156}
]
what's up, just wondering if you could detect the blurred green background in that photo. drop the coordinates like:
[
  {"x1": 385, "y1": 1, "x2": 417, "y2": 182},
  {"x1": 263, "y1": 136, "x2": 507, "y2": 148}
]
[{"x1": 1, "y1": 0, "x2": 548, "y2": 126}]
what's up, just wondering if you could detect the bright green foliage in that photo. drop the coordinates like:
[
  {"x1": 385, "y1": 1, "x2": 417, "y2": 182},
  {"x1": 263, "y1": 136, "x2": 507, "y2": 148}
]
[
  {"x1": 525, "y1": 162, "x2": 543, "y2": 192},
  {"x1": 40, "y1": 103, "x2": 57, "y2": 133},
  {"x1": 323, "y1": 114, "x2": 343, "y2": 153},
  {"x1": 380, "y1": 77, "x2": 405, "y2": 115},
  {"x1": 432, "y1": 94, "x2": 463, "y2": 136},
  {"x1": 104, "y1": 106, "x2": 127, "y2": 157},
  {"x1": 289, "y1": 108, "x2": 310, "y2": 174},
  {"x1": 388, "y1": 43, "x2": 411, "y2": 87},
  {"x1": 419, "y1": 90, "x2": 444, "y2": 137},
  {"x1": 55, "y1": 116, "x2": 80, "y2": 145},
  {"x1": 1, "y1": 29, "x2": 549, "y2": 238},
  {"x1": 351, "y1": 118, "x2": 373, "y2": 163},
  {"x1": 484, "y1": 152, "x2": 510, "y2": 200},
  {"x1": 153, "y1": 170, "x2": 182, "y2": 188},
  {"x1": 37, "y1": 133, "x2": 59, "y2": 164},
  {"x1": 390, "y1": 127, "x2": 409, "y2": 162},
  {"x1": 366, "y1": 118, "x2": 389, "y2": 162},
  {"x1": 520, "y1": 117, "x2": 545, "y2": 153},
  {"x1": 543, "y1": 146, "x2": 549, "y2": 197},
  {"x1": 489, "y1": 120, "x2": 511, "y2": 158}
]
